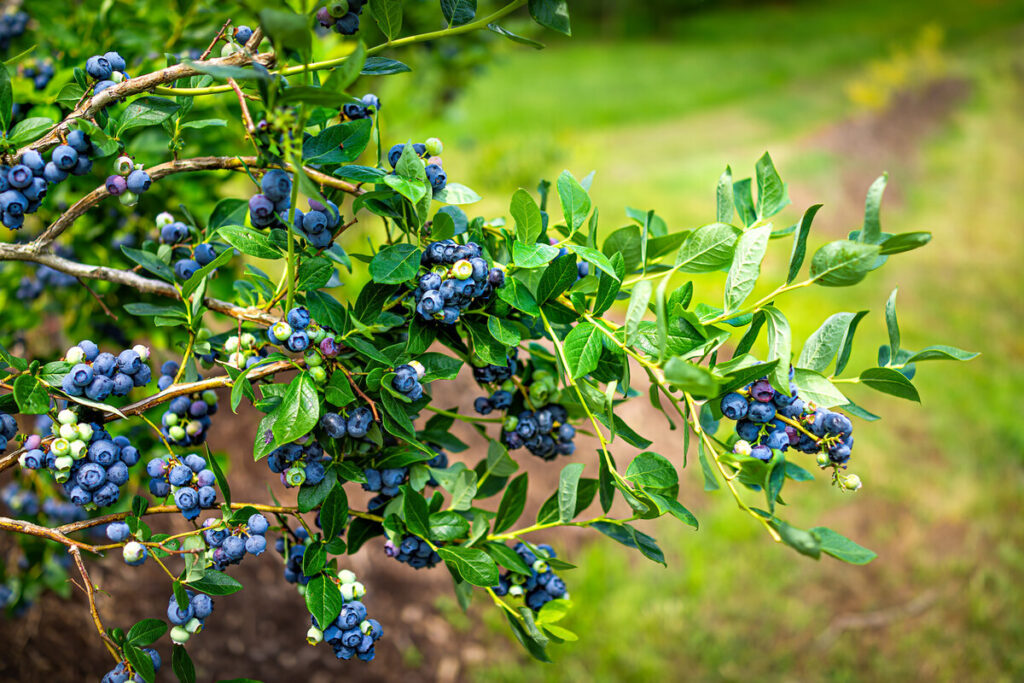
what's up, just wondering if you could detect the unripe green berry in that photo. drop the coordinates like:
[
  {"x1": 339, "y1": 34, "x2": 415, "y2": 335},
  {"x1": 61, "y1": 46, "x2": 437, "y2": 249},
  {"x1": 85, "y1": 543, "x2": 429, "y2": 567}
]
[
  {"x1": 328, "y1": 0, "x2": 349, "y2": 18},
  {"x1": 185, "y1": 420, "x2": 203, "y2": 436},
  {"x1": 115, "y1": 156, "x2": 134, "y2": 176},
  {"x1": 224, "y1": 336, "x2": 240, "y2": 353},
  {"x1": 228, "y1": 352, "x2": 247, "y2": 369},
  {"x1": 340, "y1": 583, "x2": 356, "y2": 602},
  {"x1": 220, "y1": 43, "x2": 239, "y2": 58},
  {"x1": 119, "y1": 190, "x2": 138, "y2": 207},
  {"x1": 451, "y1": 259, "x2": 473, "y2": 280},
  {"x1": 425, "y1": 137, "x2": 443, "y2": 156},
  {"x1": 170, "y1": 625, "x2": 190, "y2": 644},
  {"x1": 532, "y1": 559, "x2": 548, "y2": 574},
  {"x1": 816, "y1": 452, "x2": 831, "y2": 468},
  {"x1": 309, "y1": 366, "x2": 327, "y2": 384},
  {"x1": 54, "y1": 469, "x2": 70, "y2": 483},
  {"x1": 504, "y1": 416, "x2": 519, "y2": 431},
  {"x1": 408, "y1": 360, "x2": 425, "y2": 380},
  {"x1": 271, "y1": 321, "x2": 292, "y2": 341},
  {"x1": 304, "y1": 351, "x2": 322, "y2": 368},
  {"x1": 337, "y1": 569, "x2": 357, "y2": 584},
  {"x1": 156, "y1": 211, "x2": 174, "y2": 228},
  {"x1": 59, "y1": 423, "x2": 77, "y2": 440},
  {"x1": 839, "y1": 473, "x2": 863, "y2": 491},
  {"x1": 54, "y1": 455, "x2": 74, "y2": 471},
  {"x1": 185, "y1": 617, "x2": 203, "y2": 634},
  {"x1": 169, "y1": 425, "x2": 186, "y2": 441},
  {"x1": 202, "y1": 390, "x2": 218, "y2": 406},
  {"x1": 69, "y1": 440, "x2": 88, "y2": 459},
  {"x1": 77, "y1": 423, "x2": 94, "y2": 441},
  {"x1": 123, "y1": 541, "x2": 146, "y2": 564},
  {"x1": 164, "y1": 413, "x2": 179, "y2": 427},
  {"x1": 240, "y1": 332, "x2": 256, "y2": 348},
  {"x1": 285, "y1": 466, "x2": 306, "y2": 487},
  {"x1": 58, "y1": 409, "x2": 77, "y2": 425},
  {"x1": 51, "y1": 438, "x2": 70, "y2": 456},
  {"x1": 733, "y1": 440, "x2": 752, "y2": 456}
]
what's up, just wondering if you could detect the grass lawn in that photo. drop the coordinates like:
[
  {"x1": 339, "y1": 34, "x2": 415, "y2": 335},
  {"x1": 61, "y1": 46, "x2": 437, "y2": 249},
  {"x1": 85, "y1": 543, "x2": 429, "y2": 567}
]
[{"x1": 357, "y1": 0, "x2": 1024, "y2": 679}]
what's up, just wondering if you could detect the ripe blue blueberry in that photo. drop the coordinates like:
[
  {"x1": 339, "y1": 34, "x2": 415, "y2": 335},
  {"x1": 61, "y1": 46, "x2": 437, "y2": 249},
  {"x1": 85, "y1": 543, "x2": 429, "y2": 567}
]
[
  {"x1": 126, "y1": 169, "x2": 151, "y2": 193},
  {"x1": 720, "y1": 392, "x2": 749, "y2": 420}
]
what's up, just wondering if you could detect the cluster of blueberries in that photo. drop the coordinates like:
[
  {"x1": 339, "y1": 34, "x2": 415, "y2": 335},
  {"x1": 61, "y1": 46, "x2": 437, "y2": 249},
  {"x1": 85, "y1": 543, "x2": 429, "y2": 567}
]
[
  {"x1": 391, "y1": 361, "x2": 426, "y2": 401},
  {"x1": 22, "y1": 60, "x2": 54, "y2": 91},
  {"x1": 719, "y1": 374, "x2": 855, "y2": 465},
  {"x1": 414, "y1": 240, "x2": 505, "y2": 323},
  {"x1": 267, "y1": 306, "x2": 321, "y2": 353},
  {"x1": 277, "y1": 526, "x2": 312, "y2": 585},
  {"x1": 104, "y1": 154, "x2": 152, "y2": 208},
  {"x1": 21, "y1": 410, "x2": 141, "y2": 509},
  {"x1": 85, "y1": 50, "x2": 129, "y2": 96},
  {"x1": 266, "y1": 434, "x2": 330, "y2": 488},
  {"x1": 15, "y1": 245, "x2": 77, "y2": 300},
  {"x1": 294, "y1": 199, "x2": 342, "y2": 250},
  {"x1": 473, "y1": 389, "x2": 513, "y2": 415},
  {"x1": 0, "y1": 11, "x2": 28, "y2": 51},
  {"x1": 248, "y1": 169, "x2": 294, "y2": 228},
  {"x1": 223, "y1": 332, "x2": 262, "y2": 370},
  {"x1": 308, "y1": 570, "x2": 383, "y2": 662},
  {"x1": 0, "y1": 410, "x2": 17, "y2": 451},
  {"x1": 387, "y1": 139, "x2": 447, "y2": 192},
  {"x1": 340, "y1": 93, "x2": 380, "y2": 122},
  {"x1": 362, "y1": 466, "x2": 407, "y2": 511},
  {"x1": 201, "y1": 512, "x2": 269, "y2": 570},
  {"x1": 501, "y1": 405, "x2": 576, "y2": 461},
  {"x1": 100, "y1": 648, "x2": 161, "y2": 683},
  {"x1": 157, "y1": 361, "x2": 220, "y2": 447},
  {"x1": 0, "y1": 131, "x2": 97, "y2": 230},
  {"x1": 1, "y1": 479, "x2": 88, "y2": 524},
  {"x1": 472, "y1": 351, "x2": 518, "y2": 385},
  {"x1": 492, "y1": 543, "x2": 568, "y2": 612},
  {"x1": 60, "y1": 340, "x2": 152, "y2": 402},
  {"x1": 320, "y1": 405, "x2": 375, "y2": 440},
  {"x1": 146, "y1": 452, "x2": 219, "y2": 520},
  {"x1": 315, "y1": 0, "x2": 367, "y2": 36},
  {"x1": 166, "y1": 589, "x2": 215, "y2": 646},
  {"x1": 154, "y1": 212, "x2": 221, "y2": 280},
  {"x1": 384, "y1": 535, "x2": 440, "y2": 569}
]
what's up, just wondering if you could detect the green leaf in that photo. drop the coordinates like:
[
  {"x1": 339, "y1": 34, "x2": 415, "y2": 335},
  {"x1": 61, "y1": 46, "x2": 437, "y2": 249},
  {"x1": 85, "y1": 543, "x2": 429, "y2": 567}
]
[
  {"x1": 14, "y1": 375, "x2": 49, "y2": 414},
  {"x1": 488, "y1": 317, "x2": 521, "y2": 346},
  {"x1": 798, "y1": 312, "x2": 862, "y2": 374},
  {"x1": 762, "y1": 306, "x2": 791, "y2": 393},
  {"x1": 716, "y1": 166, "x2": 734, "y2": 223},
  {"x1": 563, "y1": 322, "x2": 602, "y2": 379},
  {"x1": 859, "y1": 367, "x2": 920, "y2": 402},
  {"x1": 493, "y1": 473, "x2": 528, "y2": 534},
  {"x1": 189, "y1": 570, "x2": 243, "y2": 595},
  {"x1": 879, "y1": 231, "x2": 931, "y2": 255},
  {"x1": 403, "y1": 487, "x2": 431, "y2": 538},
  {"x1": 428, "y1": 511, "x2": 470, "y2": 541},
  {"x1": 297, "y1": 466, "x2": 336, "y2": 513},
  {"x1": 663, "y1": 357, "x2": 719, "y2": 397},
  {"x1": 302, "y1": 119, "x2": 372, "y2": 164},
  {"x1": 124, "y1": 643, "x2": 155, "y2": 683},
  {"x1": 625, "y1": 452, "x2": 678, "y2": 491},
  {"x1": 885, "y1": 288, "x2": 900, "y2": 358},
  {"x1": 497, "y1": 276, "x2": 540, "y2": 315},
  {"x1": 556, "y1": 170, "x2": 591, "y2": 231},
  {"x1": 320, "y1": 483, "x2": 349, "y2": 539},
  {"x1": 645, "y1": 491, "x2": 699, "y2": 529},
  {"x1": 593, "y1": 252, "x2": 625, "y2": 316},
  {"x1": 485, "y1": 541, "x2": 533, "y2": 575},
  {"x1": 590, "y1": 521, "x2": 665, "y2": 565},
  {"x1": 384, "y1": 173, "x2": 428, "y2": 204},
  {"x1": 511, "y1": 188, "x2": 543, "y2": 245},
  {"x1": 302, "y1": 541, "x2": 326, "y2": 576},
  {"x1": 369, "y1": 0, "x2": 403, "y2": 39},
  {"x1": 724, "y1": 223, "x2": 771, "y2": 312},
  {"x1": 787, "y1": 204, "x2": 822, "y2": 284},
  {"x1": 180, "y1": 118, "x2": 227, "y2": 130},
  {"x1": 118, "y1": 96, "x2": 178, "y2": 134},
  {"x1": 437, "y1": 546, "x2": 499, "y2": 586},
  {"x1": 121, "y1": 246, "x2": 174, "y2": 282},
  {"x1": 305, "y1": 573, "x2": 343, "y2": 627},
  {"x1": 903, "y1": 345, "x2": 979, "y2": 363},
  {"x1": 810, "y1": 527, "x2": 877, "y2": 564},
  {"x1": 860, "y1": 173, "x2": 887, "y2": 244},
  {"x1": 448, "y1": 468, "x2": 479, "y2": 511},
  {"x1": 441, "y1": 0, "x2": 477, "y2": 26},
  {"x1": 171, "y1": 645, "x2": 196, "y2": 683},
  {"x1": 536, "y1": 252, "x2": 577, "y2": 304},
  {"x1": 271, "y1": 372, "x2": 319, "y2": 445},
  {"x1": 0, "y1": 62, "x2": 11, "y2": 132},
  {"x1": 566, "y1": 244, "x2": 619, "y2": 281},
  {"x1": 602, "y1": 225, "x2": 642, "y2": 274},
  {"x1": 219, "y1": 226, "x2": 282, "y2": 259},
  {"x1": 792, "y1": 368, "x2": 847, "y2": 408},
  {"x1": 513, "y1": 241, "x2": 559, "y2": 268},
  {"x1": 557, "y1": 463, "x2": 584, "y2": 522},
  {"x1": 772, "y1": 520, "x2": 821, "y2": 559},
  {"x1": 675, "y1": 222, "x2": 741, "y2": 273},
  {"x1": 755, "y1": 152, "x2": 790, "y2": 218},
  {"x1": 324, "y1": 41, "x2": 367, "y2": 92},
  {"x1": 733, "y1": 178, "x2": 756, "y2": 227},
  {"x1": 7, "y1": 117, "x2": 56, "y2": 146},
  {"x1": 624, "y1": 280, "x2": 652, "y2": 346},
  {"x1": 528, "y1": 0, "x2": 571, "y2": 36},
  {"x1": 809, "y1": 240, "x2": 881, "y2": 287},
  {"x1": 369, "y1": 244, "x2": 421, "y2": 284},
  {"x1": 296, "y1": 257, "x2": 334, "y2": 292},
  {"x1": 361, "y1": 56, "x2": 411, "y2": 75},
  {"x1": 433, "y1": 182, "x2": 481, "y2": 205},
  {"x1": 126, "y1": 618, "x2": 167, "y2": 646},
  {"x1": 181, "y1": 247, "x2": 234, "y2": 299},
  {"x1": 487, "y1": 23, "x2": 545, "y2": 49},
  {"x1": 834, "y1": 310, "x2": 869, "y2": 377}
]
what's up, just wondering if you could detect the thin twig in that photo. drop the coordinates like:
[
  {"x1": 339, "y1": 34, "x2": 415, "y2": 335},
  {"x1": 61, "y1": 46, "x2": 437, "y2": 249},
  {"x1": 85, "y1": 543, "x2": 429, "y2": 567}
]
[
  {"x1": 69, "y1": 546, "x2": 122, "y2": 662},
  {"x1": 201, "y1": 19, "x2": 233, "y2": 60},
  {"x1": 340, "y1": 366, "x2": 379, "y2": 421},
  {"x1": 229, "y1": 78, "x2": 256, "y2": 135},
  {"x1": 74, "y1": 276, "x2": 118, "y2": 321}
]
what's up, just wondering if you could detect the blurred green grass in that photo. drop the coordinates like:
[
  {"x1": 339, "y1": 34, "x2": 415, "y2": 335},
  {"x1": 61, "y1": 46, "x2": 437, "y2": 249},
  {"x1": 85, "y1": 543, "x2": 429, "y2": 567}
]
[{"x1": 379, "y1": 0, "x2": 1022, "y2": 679}]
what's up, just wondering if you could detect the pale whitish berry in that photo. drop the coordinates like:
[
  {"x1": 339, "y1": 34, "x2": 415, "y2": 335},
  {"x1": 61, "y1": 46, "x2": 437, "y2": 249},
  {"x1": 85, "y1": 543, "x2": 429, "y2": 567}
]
[
  {"x1": 123, "y1": 541, "x2": 146, "y2": 563},
  {"x1": 170, "y1": 625, "x2": 190, "y2": 644},
  {"x1": 59, "y1": 423, "x2": 77, "y2": 439},
  {"x1": 408, "y1": 360, "x2": 425, "y2": 380},
  {"x1": 69, "y1": 440, "x2": 87, "y2": 458},
  {"x1": 54, "y1": 455, "x2": 73, "y2": 470},
  {"x1": 185, "y1": 617, "x2": 203, "y2": 634},
  {"x1": 65, "y1": 346, "x2": 85, "y2": 364},
  {"x1": 733, "y1": 440, "x2": 751, "y2": 456},
  {"x1": 839, "y1": 473, "x2": 862, "y2": 491},
  {"x1": 156, "y1": 211, "x2": 174, "y2": 227},
  {"x1": 58, "y1": 409, "x2": 77, "y2": 425},
  {"x1": 77, "y1": 423, "x2": 94, "y2": 440},
  {"x1": 337, "y1": 569, "x2": 357, "y2": 584},
  {"x1": 340, "y1": 583, "x2": 356, "y2": 601},
  {"x1": 224, "y1": 336, "x2": 240, "y2": 353},
  {"x1": 132, "y1": 344, "x2": 150, "y2": 362},
  {"x1": 307, "y1": 626, "x2": 323, "y2": 645}
]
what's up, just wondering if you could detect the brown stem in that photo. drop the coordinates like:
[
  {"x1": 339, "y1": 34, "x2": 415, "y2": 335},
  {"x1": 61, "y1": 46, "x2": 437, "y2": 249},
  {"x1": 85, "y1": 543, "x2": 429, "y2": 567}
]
[
  {"x1": 340, "y1": 366, "x2": 379, "y2": 422},
  {"x1": 75, "y1": 276, "x2": 118, "y2": 321},
  {"x1": 0, "y1": 516, "x2": 100, "y2": 551},
  {"x1": 69, "y1": 546, "x2": 122, "y2": 662},
  {"x1": 58, "y1": 502, "x2": 303, "y2": 534},
  {"x1": 229, "y1": 79, "x2": 256, "y2": 135},
  {"x1": 201, "y1": 19, "x2": 233, "y2": 60}
]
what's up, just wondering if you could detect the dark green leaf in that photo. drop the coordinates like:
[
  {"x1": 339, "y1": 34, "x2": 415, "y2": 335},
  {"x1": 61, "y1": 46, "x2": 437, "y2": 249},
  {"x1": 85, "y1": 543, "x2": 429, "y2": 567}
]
[
  {"x1": 528, "y1": 0, "x2": 571, "y2": 35},
  {"x1": 171, "y1": 644, "x2": 196, "y2": 683},
  {"x1": 675, "y1": 222, "x2": 741, "y2": 273},
  {"x1": 590, "y1": 521, "x2": 665, "y2": 565},
  {"x1": 787, "y1": 204, "x2": 822, "y2": 283},
  {"x1": 437, "y1": 546, "x2": 499, "y2": 586},
  {"x1": 189, "y1": 570, "x2": 243, "y2": 595},
  {"x1": 305, "y1": 574, "x2": 343, "y2": 627},
  {"x1": 441, "y1": 0, "x2": 476, "y2": 26},
  {"x1": 118, "y1": 96, "x2": 178, "y2": 133},
  {"x1": 218, "y1": 226, "x2": 281, "y2": 259},
  {"x1": 361, "y1": 56, "x2": 411, "y2": 75},
  {"x1": 859, "y1": 367, "x2": 920, "y2": 402},
  {"x1": 271, "y1": 372, "x2": 319, "y2": 445},
  {"x1": 493, "y1": 473, "x2": 528, "y2": 534},
  {"x1": 810, "y1": 526, "x2": 877, "y2": 564},
  {"x1": 126, "y1": 618, "x2": 167, "y2": 647},
  {"x1": 724, "y1": 224, "x2": 771, "y2": 312},
  {"x1": 369, "y1": 0, "x2": 403, "y2": 39},
  {"x1": 121, "y1": 246, "x2": 174, "y2": 282},
  {"x1": 320, "y1": 483, "x2": 349, "y2": 539}
]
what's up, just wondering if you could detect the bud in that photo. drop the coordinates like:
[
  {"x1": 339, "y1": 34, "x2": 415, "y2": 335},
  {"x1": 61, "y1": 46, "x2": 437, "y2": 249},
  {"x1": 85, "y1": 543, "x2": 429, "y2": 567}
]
[
  {"x1": 306, "y1": 626, "x2": 323, "y2": 645},
  {"x1": 839, "y1": 473, "x2": 863, "y2": 491},
  {"x1": 57, "y1": 409, "x2": 77, "y2": 425},
  {"x1": 65, "y1": 346, "x2": 85, "y2": 364},
  {"x1": 170, "y1": 625, "x2": 190, "y2": 644}
]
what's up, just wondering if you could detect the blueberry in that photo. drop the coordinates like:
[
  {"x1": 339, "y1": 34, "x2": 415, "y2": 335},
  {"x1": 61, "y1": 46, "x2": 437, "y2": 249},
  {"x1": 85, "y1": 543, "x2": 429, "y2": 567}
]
[
  {"x1": 116, "y1": 349, "x2": 142, "y2": 375},
  {"x1": 425, "y1": 164, "x2": 447, "y2": 191},
  {"x1": 93, "y1": 80, "x2": 116, "y2": 95},
  {"x1": 764, "y1": 429, "x2": 789, "y2": 451},
  {"x1": 126, "y1": 169, "x2": 150, "y2": 193},
  {"x1": 285, "y1": 331, "x2": 310, "y2": 353},
  {"x1": 168, "y1": 464, "x2": 193, "y2": 486},
  {"x1": 823, "y1": 412, "x2": 853, "y2": 437},
  {"x1": 69, "y1": 363, "x2": 94, "y2": 387},
  {"x1": 261, "y1": 169, "x2": 292, "y2": 203},
  {"x1": 167, "y1": 598, "x2": 194, "y2": 626},
  {"x1": 234, "y1": 25, "x2": 254, "y2": 43},
  {"x1": 736, "y1": 419, "x2": 760, "y2": 442},
  {"x1": 105, "y1": 522, "x2": 131, "y2": 542},
  {"x1": 20, "y1": 150, "x2": 44, "y2": 173},
  {"x1": 174, "y1": 487, "x2": 199, "y2": 511},
  {"x1": 321, "y1": 412, "x2": 348, "y2": 439},
  {"x1": 52, "y1": 145, "x2": 79, "y2": 171},
  {"x1": 747, "y1": 401, "x2": 776, "y2": 424},
  {"x1": 93, "y1": 352, "x2": 116, "y2": 376},
  {"x1": 103, "y1": 52, "x2": 127, "y2": 72},
  {"x1": 287, "y1": 306, "x2": 310, "y2": 330},
  {"x1": 67, "y1": 130, "x2": 91, "y2": 154},
  {"x1": 110, "y1": 373, "x2": 133, "y2": 396},
  {"x1": 194, "y1": 243, "x2": 216, "y2": 266},
  {"x1": 85, "y1": 375, "x2": 114, "y2": 401},
  {"x1": 247, "y1": 513, "x2": 269, "y2": 535},
  {"x1": 248, "y1": 194, "x2": 275, "y2": 226},
  {"x1": 86, "y1": 55, "x2": 112, "y2": 80},
  {"x1": 750, "y1": 444, "x2": 773, "y2": 461},
  {"x1": 105, "y1": 175, "x2": 128, "y2": 196},
  {"x1": 7, "y1": 165, "x2": 31, "y2": 189}
]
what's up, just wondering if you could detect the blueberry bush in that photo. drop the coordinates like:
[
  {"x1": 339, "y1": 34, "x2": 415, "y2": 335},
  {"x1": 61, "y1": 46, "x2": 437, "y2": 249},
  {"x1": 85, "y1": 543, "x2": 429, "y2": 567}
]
[{"x1": 0, "y1": 1, "x2": 978, "y2": 680}]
